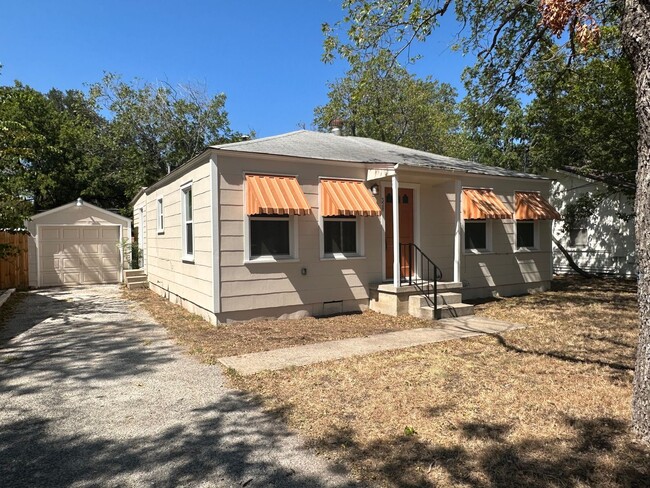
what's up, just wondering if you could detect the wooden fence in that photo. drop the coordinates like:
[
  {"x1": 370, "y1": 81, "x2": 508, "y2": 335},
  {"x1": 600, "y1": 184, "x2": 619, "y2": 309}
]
[{"x1": 0, "y1": 231, "x2": 29, "y2": 289}]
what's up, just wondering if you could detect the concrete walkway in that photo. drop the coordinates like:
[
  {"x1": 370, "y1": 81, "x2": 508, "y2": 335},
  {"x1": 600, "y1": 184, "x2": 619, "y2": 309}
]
[{"x1": 219, "y1": 316, "x2": 525, "y2": 376}]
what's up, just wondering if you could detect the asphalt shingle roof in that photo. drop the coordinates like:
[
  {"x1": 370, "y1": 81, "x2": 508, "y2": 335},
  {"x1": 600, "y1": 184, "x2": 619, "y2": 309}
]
[{"x1": 212, "y1": 130, "x2": 543, "y2": 180}]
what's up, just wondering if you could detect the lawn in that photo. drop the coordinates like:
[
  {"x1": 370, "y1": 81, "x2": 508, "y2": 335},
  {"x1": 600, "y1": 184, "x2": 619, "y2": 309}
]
[
  {"x1": 123, "y1": 288, "x2": 433, "y2": 360},
  {"x1": 226, "y1": 277, "x2": 649, "y2": 487}
]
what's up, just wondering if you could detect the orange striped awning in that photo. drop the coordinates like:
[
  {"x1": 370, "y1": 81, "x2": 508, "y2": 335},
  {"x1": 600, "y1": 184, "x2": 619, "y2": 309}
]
[
  {"x1": 321, "y1": 179, "x2": 381, "y2": 217},
  {"x1": 515, "y1": 191, "x2": 561, "y2": 220},
  {"x1": 463, "y1": 188, "x2": 512, "y2": 220},
  {"x1": 246, "y1": 174, "x2": 311, "y2": 216}
]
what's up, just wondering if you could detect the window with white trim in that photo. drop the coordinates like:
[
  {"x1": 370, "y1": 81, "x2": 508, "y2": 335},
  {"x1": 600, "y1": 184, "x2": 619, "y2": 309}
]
[
  {"x1": 181, "y1": 184, "x2": 193, "y2": 261},
  {"x1": 569, "y1": 220, "x2": 588, "y2": 248},
  {"x1": 157, "y1": 197, "x2": 164, "y2": 234},
  {"x1": 249, "y1": 214, "x2": 292, "y2": 259},
  {"x1": 516, "y1": 220, "x2": 537, "y2": 249},
  {"x1": 464, "y1": 220, "x2": 490, "y2": 251},
  {"x1": 323, "y1": 216, "x2": 359, "y2": 256}
]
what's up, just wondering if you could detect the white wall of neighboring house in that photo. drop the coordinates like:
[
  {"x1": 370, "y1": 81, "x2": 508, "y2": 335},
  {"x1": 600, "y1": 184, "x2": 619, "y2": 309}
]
[{"x1": 547, "y1": 170, "x2": 636, "y2": 277}]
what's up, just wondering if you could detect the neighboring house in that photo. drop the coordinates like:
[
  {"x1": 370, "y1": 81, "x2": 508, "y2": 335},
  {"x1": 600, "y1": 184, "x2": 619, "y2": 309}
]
[
  {"x1": 26, "y1": 199, "x2": 131, "y2": 287},
  {"x1": 547, "y1": 168, "x2": 636, "y2": 277},
  {"x1": 132, "y1": 130, "x2": 560, "y2": 324}
]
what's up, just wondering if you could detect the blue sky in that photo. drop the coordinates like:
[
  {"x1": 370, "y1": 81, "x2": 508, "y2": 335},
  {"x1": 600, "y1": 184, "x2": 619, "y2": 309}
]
[{"x1": 1, "y1": 0, "x2": 473, "y2": 138}]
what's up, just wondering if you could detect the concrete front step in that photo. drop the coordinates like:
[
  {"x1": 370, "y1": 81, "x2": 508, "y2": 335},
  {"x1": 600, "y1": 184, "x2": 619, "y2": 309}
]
[
  {"x1": 124, "y1": 268, "x2": 148, "y2": 289},
  {"x1": 127, "y1": 281, "x2": 148, "y2": 290},
  {"x1": 409, "y1": 292, "x2": 463, "y2": 310},
  {"x1": 124, "y1": 269, "x2": 146, "y2": 277},
  {"x1": 414, "y1": 303, "x2": 475, "y2": 320},
  {"x1": 126, "y1": 274, "x2": 147, "y2": 281}
]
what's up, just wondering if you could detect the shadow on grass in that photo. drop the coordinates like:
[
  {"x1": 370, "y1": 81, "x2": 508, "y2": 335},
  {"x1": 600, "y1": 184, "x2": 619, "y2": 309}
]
[
  {"x1": 310, "y1": 415, "x2": 648, "y2": 487},
  {"x1": 467, "y1": 276, "x2": 637, "y2": 308},
  {"x1": 489, "y1": 333, "x2": 635, "y2": 372}
]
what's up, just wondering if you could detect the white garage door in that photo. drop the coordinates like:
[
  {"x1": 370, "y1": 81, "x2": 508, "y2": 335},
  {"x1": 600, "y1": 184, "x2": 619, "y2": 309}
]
[{"x1": 39, "y1": 226, "x2": 121, "y2": 286}]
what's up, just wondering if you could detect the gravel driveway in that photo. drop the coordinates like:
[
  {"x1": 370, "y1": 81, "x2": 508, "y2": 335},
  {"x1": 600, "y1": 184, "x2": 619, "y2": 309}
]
[{"x1": 0, "y1": 286, "x2": 355, "y2": 487}]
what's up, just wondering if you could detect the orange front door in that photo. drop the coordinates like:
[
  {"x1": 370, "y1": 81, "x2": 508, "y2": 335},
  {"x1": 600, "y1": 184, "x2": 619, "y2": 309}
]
[{"x1": 385, "y1": 187, "x2": 414, "y2": 280}]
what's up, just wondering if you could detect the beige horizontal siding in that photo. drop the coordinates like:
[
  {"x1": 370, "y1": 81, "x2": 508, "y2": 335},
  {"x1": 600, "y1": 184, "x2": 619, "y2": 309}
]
[
  {"x1": 140, "y1": 158, "x2": 215, "y2": 313},
  {"x1": 217, "y1": 155, "x2": 382, "y2": 314}
]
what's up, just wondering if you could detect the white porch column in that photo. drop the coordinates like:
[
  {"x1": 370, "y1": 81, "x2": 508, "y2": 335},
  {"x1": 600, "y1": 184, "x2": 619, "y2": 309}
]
[
  {"x1": 392, "y1": 174, "x2": 400, "y2": 288},
  {"x1": 454, "y1": 179, "x2": 462, "y2": 283}
]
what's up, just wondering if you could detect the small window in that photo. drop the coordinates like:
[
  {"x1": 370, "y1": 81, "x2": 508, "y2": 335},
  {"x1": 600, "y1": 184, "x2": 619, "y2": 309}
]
[
  {"x1": 517, "y1": 221, "x2": 535, "y2": 249},
  {"x1": 569, "y1": 226, "x2": 588, "y2": 248},
  {"x1": 250, "y1": 215, "x2": 291, "y2": 258},
  {"x1": 157, "y1": 197, "x2": 164, "y2": 234},
  {"x1": 181, "y1": 184, "x2": 193, "y2": 260},
  {"x1": 465, "y1": 221, "x2": 487, "y2": 251},
  {"x1": 324, "y1": 217, "x2": 357, "y2": 255}
]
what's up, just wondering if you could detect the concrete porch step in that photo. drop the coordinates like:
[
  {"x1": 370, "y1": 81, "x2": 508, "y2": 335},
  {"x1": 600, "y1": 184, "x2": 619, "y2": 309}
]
[
  {"x1": 414, "y1": 303, "x2": 475, "y2": 320},
  {"x1": 127, "y1": 281, "x2": 148, "y2": 290},
  {"x1": 124, "y1": 268, "x2": 148, "y2": 289},
  {"x1": 409, "y1": 292, "x2": 463, "y2": 310},
  {"x1": 124, "y1": 268, "x2": 146, "y2": 278},
  {"x1": 127, "y1": 276, "x2": 148, "y2": 284}
]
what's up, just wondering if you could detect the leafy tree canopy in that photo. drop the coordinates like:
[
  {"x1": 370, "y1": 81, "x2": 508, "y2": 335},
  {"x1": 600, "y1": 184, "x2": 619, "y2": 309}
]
[
  {"x1": 314, "y1": 55, "x2": 467, "y2": 157},
  {"x1": 0, "y1": 74, "x2": 244, "y2": 226}
]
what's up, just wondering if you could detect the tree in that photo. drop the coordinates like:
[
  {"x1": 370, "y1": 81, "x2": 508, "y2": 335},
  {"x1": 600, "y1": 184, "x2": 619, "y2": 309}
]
[
  {"x1": 324, "y1": 0, "x2": 650, "y2": 443},
  {"x1": 0, "y1": 82, "x2": 101, "y2": 225},
  {"x1": 314, "y1": 58, "x2": 467, "y2": 156},
  {"x1": 89, "y1": 74, "x2": 241, "y2": 208}
]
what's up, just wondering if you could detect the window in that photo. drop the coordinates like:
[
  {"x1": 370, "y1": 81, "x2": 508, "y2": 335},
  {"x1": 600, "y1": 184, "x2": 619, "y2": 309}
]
[
  {"x1": 157, "y1": 197, "x2": 164, "y2": 234},
  {"x1": 181, "y1": 184, "x2": 193, "y2": 261},
  {"x1": 465, "y1": 221, "x2": 488, "y2": 251},
  {"x1": 516, "y1": 221, "x2": 536, "y2": 249},
  {"x1": 569, "y1": 223, "x2": 588, "y2": 248},
  {"x1": 249, "y1": 215, "x2": 291, "y2": 258},
  {"x1": 324, "y1": 217, "x2": 357, "y2": 255}
]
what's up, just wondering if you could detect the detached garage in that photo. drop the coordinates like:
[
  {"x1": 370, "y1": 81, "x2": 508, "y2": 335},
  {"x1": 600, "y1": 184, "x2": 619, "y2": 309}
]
[{"x1": 26, "y1": 199, "x2": 131, "y2": 287}]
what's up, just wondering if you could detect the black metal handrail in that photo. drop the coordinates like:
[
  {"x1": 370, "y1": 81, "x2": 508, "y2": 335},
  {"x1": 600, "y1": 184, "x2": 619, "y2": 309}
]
[{"x1": 399, "y1": 243, "x2": 443, "y2": 315}]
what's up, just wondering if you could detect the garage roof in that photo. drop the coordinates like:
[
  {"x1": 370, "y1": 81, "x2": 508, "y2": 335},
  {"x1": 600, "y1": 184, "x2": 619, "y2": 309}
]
[{"x1": 30, "y1": 200, "x2": 131, "y2": 224}]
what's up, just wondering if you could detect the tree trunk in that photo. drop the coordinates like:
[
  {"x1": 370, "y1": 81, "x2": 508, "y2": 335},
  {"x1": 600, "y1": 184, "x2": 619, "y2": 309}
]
[
  {"x1": 551, "y1": 237, "x2": 595, "y2": 278},
  {"x1": 623, "y1": 0, "x2": 650, "y2": 444}
]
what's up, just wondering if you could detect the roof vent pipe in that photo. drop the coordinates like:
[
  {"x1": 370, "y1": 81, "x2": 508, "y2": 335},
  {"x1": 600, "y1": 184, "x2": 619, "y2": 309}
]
[{"x1": 329, "y1": 118, "x2": 344, "y2": 136}]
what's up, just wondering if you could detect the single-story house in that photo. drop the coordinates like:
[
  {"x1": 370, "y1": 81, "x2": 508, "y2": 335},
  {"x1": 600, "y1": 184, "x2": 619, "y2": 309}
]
[
  {"x1": 547, "y1": 167, "x2": 636, "y2": 276},
  {"x1": 26, "y1": 199, "x2": 131, "y2": 287},
  {"x1": 132, "y1": 130, "x2": 560, "y2": 324}
]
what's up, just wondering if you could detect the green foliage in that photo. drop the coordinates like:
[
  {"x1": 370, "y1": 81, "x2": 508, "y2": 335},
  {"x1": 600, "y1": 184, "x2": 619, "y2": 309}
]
[
  {"x1": 0, "y1": 243, "x2": 19, "y2": 260},
  {"x1": 0, "y1": 83, "x2": 93, "y2": 226},
  {"x1": 324, "y1": 2, "x2": 636, "y2": 190},
  {"x1": 89, "y1": 74, "x2": 240, "y2": 213},
  {"x1": 403, "y1": 425, "x2": 417, "y2": 436},
  {"x1": 314, "y1": 55, "x2": 468, "y2": 157},
  {"x1": 527, "y1": 54, "x2": 637, "y2": 190},
  {"x1": 0, "y1": 74, "x2": 242, "y2": 224}
]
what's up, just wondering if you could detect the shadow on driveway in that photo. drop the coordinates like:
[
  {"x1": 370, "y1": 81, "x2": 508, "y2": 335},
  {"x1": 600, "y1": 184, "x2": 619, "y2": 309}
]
[{"x1": 0, "y1": 286, "x2": 354, "y2": 487}]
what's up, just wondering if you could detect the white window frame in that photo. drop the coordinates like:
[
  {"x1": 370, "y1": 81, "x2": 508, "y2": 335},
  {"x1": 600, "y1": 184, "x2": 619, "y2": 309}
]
[
  {"x1": 320, "y1": 216, "x2": 365, "y2": 260},
  {"x1": 245, "y1": 214, "x2": 298, "y2": 263},
  {"x1": 156, "y1": 196, "x2": 164, "y2": 234},
  {"x1": 464, "y1": 219, "x2": 492, "y2": 254},
  {"x1": 181, "y1": 182, "x2": 194, "y2": 262},
  {"x1": 568, "y1": 223, "x2": 589, "y2": 249},
  {"x1": 515, "y1": 220, "x2": 539, "y2": 251}
]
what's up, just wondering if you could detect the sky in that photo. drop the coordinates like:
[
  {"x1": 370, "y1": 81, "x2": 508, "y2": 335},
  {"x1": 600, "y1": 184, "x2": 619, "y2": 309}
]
[{"x1": 1, "y1": 0, "x2": 474, "y2": 138}]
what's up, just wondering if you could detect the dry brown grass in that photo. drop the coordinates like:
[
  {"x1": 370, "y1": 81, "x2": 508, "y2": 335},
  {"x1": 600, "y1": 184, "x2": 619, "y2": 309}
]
[
  {"x1": 123, "y1": 287, "x2": 432, "y2": 360},
  {"x1": 229, "y1": 277, "x2": 649, "y2": 487}
]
